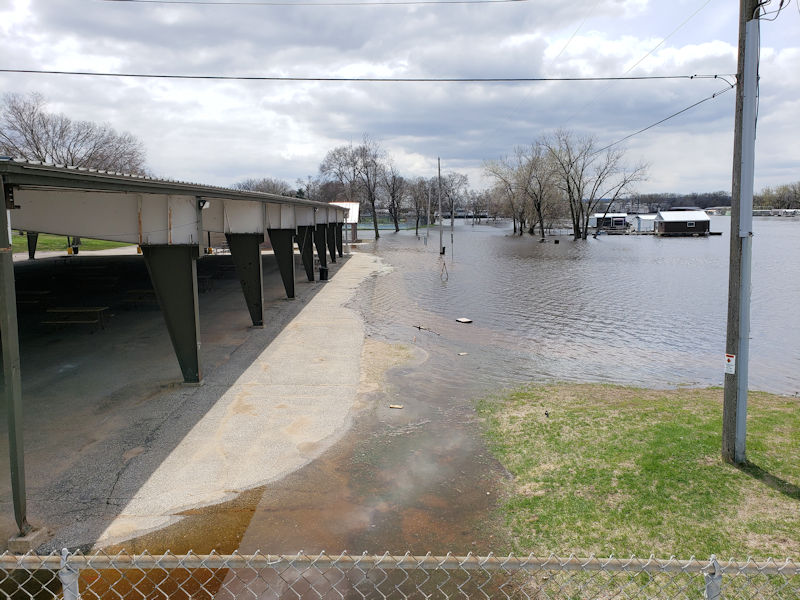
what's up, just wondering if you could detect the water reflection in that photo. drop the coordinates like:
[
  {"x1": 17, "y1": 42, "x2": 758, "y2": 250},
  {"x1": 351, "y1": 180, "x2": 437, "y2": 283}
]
[{"x1": 355, "y1": 217, "x2": 800, "y2": 396}]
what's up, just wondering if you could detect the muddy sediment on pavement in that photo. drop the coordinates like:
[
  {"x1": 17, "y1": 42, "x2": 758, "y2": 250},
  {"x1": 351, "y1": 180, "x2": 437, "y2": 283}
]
[{"x1": 104, "y1": 326, "x2": 509, "y2": 556}]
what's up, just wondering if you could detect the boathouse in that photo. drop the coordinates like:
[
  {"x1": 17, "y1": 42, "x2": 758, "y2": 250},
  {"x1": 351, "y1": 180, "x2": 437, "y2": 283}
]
[
  {"x1": 631, "y1": 214, "x2": 656, "y2": 233},
  {"x1": 588, "y1": 213, "x2": 628, "y2": 231},
  {"x1": 654, "y1": 210, "x2": 710, "y2": 236}
]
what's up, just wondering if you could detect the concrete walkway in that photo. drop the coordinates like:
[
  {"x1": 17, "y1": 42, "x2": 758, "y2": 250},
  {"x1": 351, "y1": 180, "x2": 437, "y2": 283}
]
[
  {"x1": 93, "y1": 252, "x2": 383, "y2": 547},
  {"x1": 1, "y1": 249, "x2": 385, "y2": 551}
]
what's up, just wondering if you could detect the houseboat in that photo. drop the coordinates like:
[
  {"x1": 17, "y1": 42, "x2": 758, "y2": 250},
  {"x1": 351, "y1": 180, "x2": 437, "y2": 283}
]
[{"x1": 654, "y1": 210, "x2": 711, "y2": 236}]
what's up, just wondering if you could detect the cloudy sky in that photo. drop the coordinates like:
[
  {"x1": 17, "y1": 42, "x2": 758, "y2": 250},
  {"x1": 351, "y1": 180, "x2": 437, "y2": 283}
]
[{"x1": 0, "y1": 0, "x2": 798, "y2": 194}]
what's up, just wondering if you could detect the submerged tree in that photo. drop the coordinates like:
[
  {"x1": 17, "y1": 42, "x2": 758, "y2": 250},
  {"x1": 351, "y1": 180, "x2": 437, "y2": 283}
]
[
  {"x1": 408, "y1": 177, "x2": 430, "y2": 236},
  {"x1": 485, "y1": 159, "x2": 526, "y2": 234},
  {"x1": 382, "y1": 162, "x2": 406, "y2": 233},
  {"x1": 0, "y1": 92, "x2": 147, "y2": 174},
  {"x1": 543, "y1": 130, "x2": 646, "y2": 240}
]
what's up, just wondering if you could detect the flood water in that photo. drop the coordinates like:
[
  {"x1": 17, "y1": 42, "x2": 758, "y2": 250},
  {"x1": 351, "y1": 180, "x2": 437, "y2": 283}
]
[
  {"x1": 355, "y1": 216, "x2": 800, "y2": 397},
  {"x1": 101, "y1": 216, "x2": 799, "y2": 558}
]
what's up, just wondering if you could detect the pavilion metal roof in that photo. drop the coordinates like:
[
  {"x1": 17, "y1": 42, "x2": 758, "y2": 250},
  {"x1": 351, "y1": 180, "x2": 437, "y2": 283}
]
[{"x1": 0, "y1": 158, "x2": 334, "y2": 211}]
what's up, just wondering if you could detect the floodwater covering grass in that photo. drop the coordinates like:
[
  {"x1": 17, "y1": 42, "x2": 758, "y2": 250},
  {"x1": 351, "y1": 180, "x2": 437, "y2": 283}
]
[
  {"x1": 477, "y1": 384, "x2": 800, "y2": 559},
  {"x1": 11, "y1": 232, "x2": 131, "y2": 253}
]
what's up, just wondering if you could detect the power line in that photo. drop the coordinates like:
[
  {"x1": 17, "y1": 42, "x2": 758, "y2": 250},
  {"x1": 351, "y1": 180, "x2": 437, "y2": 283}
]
[
  {"x1": 100, "y1": 0, "x2": 526, "y2": 5},
  {"x1": 593, "y1": 82, "x2": 735, "y2": 155},
  {"x1": 0, "y1": 68, "x2": 733, "y2": 82},
  {"x1": 560, "y1": 0, "x2": 718, "y2": 128},
  {"x1": 620, "y1": 0, "x2": 717, "y2": 76}
]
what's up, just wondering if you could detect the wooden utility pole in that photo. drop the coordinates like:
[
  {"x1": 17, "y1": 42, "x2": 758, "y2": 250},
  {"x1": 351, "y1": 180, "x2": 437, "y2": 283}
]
[{"x1": 723, "y1": 0, "x2": 760, "y2": 464}]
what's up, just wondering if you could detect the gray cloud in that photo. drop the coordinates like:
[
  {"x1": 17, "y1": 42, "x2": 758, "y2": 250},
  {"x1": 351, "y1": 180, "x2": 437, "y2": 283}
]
[{"x1": 1, "y1": 0, "x2": 798, "y2": 193}]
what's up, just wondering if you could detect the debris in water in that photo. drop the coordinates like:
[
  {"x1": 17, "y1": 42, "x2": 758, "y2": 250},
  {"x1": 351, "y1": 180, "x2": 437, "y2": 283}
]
[
  {"x1": 458, "y1": 352, "x2": 468, "y2": 356},
  {"x1": 414, "y1": 324, "x2": 440, "y2": 335},
  {"x1": 456, "y1": 318, "x2": 472, "y2": 324},
  {"x1": 389, "y1": 404, "x2": 404, "y2": 410}
]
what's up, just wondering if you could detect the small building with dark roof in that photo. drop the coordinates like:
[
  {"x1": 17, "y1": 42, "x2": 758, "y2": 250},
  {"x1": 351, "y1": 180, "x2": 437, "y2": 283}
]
[{"x1": 654, "y1": 210, "x2": 711, "y2": 236}]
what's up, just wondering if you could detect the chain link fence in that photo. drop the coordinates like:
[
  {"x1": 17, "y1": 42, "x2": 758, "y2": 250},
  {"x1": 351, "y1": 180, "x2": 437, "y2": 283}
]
[{"x1": 1, "y1": 551, "x2": 797, "y2": 600}]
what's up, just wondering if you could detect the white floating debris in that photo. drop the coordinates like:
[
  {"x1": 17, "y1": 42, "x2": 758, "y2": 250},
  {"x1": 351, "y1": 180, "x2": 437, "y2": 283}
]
[
  {"x1": 389, "y1": 404, "x2": 404, "y2": 409},
  {"x1": 456, "y1": 318, "x2": 472, "y2": 324},
  {"x1": 458, "y1": 352, "x2": 468, "y2": 356}
]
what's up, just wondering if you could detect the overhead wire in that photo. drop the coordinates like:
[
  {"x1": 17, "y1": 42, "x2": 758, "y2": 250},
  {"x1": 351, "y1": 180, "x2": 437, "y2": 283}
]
[
  {"x1": 593, "y1": 81, "x2": 735, "y2": 155},
  {"x1": 756, "y1": 0, "x2": 790, "y2": 19},
  {"x1": 0, "y1": 68, "x2": 733, "y2": 82},
  {"x1": 558, "y1": 0, "x2": 718, "y2": 128}
]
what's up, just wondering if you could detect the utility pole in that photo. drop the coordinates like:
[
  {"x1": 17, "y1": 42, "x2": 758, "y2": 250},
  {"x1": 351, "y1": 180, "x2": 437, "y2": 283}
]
[{"x1": 723, "y1": 0, "x2": 760, "y2": 464}]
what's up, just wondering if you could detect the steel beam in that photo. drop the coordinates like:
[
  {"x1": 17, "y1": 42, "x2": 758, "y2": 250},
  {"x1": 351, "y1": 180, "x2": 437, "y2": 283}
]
[
  {"x1": 267, "y1": 229, "x2": 296, "y2": 299},
  {"x1": 141, "y1": 245, "x2": 202, "y2": 383},
  {"x1": 314, "y1": 224, "x2": 328, "y2": 281},
  {"x1": 226, "y1": 233, "x2": 266, "y2": 325},
  {"x1": 296, "y1": 225, "x2": 315, "y2": 282},
  {"x1": 336, "y1": 223, "x2": 344, "y2": 258},
  {"x1": 1, "y1": 181, "x2": 31, "y2": 536},
  {"x1": 326, "y1": 223, "x2": 337, "y2": 263},
  {"x1": 26, "y1": 232, "x2": 38, "y2": 260}
]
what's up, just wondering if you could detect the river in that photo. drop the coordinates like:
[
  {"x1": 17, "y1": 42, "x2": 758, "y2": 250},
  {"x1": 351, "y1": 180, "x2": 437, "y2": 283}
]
[{"x1": 354, "y1": 215, "x2": 799, "y2": 396}]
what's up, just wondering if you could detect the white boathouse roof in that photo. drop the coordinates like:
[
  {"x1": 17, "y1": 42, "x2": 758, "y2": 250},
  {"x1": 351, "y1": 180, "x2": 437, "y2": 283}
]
[{"x1": 655, "y1": 210, "x2": 710, "y2": 222}]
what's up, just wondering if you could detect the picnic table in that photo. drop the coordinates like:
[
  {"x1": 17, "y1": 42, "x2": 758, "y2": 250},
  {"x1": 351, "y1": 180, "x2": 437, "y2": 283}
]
[{"x1": 42, "y1": 306, "x2": 110, "y2": 330}]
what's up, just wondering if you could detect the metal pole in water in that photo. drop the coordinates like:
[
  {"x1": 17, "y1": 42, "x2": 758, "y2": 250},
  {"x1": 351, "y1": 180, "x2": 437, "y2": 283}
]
[{"x1": 438, "y1": 157, "x2": 444, "y2": 255}]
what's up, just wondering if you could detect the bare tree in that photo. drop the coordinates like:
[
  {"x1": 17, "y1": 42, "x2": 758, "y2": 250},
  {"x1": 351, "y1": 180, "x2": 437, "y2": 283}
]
[
  {"x1": 234, "y1": 176, "x2": 292, "y2": 195},
  {"x1": 353, "y1": 135, "x2": 385, "y2": 240},
  {"x1": 543, "y1": 130, "x2": 646, "y2": 240},
  {"x1": 319, "y1": 136, "x2": 385, "y2": 238},
  {"x1": 408, "y1": 177, "x2": 429, "y2": 236},
  {"x1": 382, "y1": 162, "x2": 406, "y2": 233},
  {"x1": 485, "y1": 159, "x2": 526, "y2": 234},
  {"x1": 0, "y1": 92, "x2": 147, "y2": 174},
  {"x1": 319, "y1": 143, "x2": 360, "y2": 203},
  {"x1": 439, "y1": 171, "x2": 468, "y2": 222},
  {"x1": 514, "y1": 143, "x2": 554, "y2": 240}
]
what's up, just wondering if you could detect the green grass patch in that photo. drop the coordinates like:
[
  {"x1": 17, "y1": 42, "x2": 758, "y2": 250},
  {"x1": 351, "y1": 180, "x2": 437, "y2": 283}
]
[
  {"x1": 11, "y1": 232, "x2": 131, "y2": 253},
  {"x1": 477, "y1": 384, "x2": 800, "y2": 558}
]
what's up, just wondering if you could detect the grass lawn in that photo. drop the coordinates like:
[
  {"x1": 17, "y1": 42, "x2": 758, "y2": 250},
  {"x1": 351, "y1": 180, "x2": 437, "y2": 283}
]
[
  {"x1": 477, "y1": 384, "x2": 800, "y2": 559},
  {"x1": 11, "y1": 232, "x2": 132, "y2": 253}
]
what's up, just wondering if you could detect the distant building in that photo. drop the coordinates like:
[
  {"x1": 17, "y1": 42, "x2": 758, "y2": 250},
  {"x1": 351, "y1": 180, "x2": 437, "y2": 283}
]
[
  {"x1": 588, "y1": 213, "x2": 628, "y2": 230},
  {"x1": 631, "y1": 214, "x2": 656, "y2": 232},
  {"x1": 654, "y1": 210, "x2": 710, "y2": 236}
]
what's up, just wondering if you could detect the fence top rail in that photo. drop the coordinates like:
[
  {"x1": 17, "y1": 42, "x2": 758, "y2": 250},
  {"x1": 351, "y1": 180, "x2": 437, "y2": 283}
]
[{"x1": 1, "y1": 552, "x2": 797, "y2": 577}]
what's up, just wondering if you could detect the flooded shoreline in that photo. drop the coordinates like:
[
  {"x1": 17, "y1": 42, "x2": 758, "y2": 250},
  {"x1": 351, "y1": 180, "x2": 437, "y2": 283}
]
[{"x1": 102, "y1": 217, "x2": 799, "y2": 554}]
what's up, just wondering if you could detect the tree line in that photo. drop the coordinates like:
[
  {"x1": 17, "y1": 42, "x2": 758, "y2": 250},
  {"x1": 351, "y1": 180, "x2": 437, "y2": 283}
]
[
  {"x1": 485, "y1": 130, "x2": 647, "y2": 240},
  {"x1": 3, "y1": 92, "x2": 796, "y2": 238}
]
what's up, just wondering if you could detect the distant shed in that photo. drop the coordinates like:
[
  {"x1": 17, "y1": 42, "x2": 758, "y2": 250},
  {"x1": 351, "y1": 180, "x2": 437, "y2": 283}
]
[
  {"x1": 589, "y1": 213, "x2": 628, "y2": 230},
  {"x1": 631, "y1": 214, "x2": 656, "y2": 232},
  {"x1": 654, "y1": 210, "x2": 710, "y2": 236}
]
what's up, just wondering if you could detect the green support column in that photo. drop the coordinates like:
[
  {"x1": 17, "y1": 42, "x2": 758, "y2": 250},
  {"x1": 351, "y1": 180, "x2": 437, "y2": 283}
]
[
  {"x1": 141, "y1": 245, "x2": 202, "y2": 383},
  {"x1": 1, "y1": 183, "x2": 31, "y2": 536},
  {"x1": 296, "y1": 226, "x2": 315, "y2": 282},
  {"x1": 336, "y1": 223, "x2": 344, "y2": 258},
  {"x1": 267, "y1": 229, "x2": 296, "y2": 299},
  {"x1": 26, "y1": 232, "x2": 38, "y2": 260},
  {"x1": 314, "y1": 223, "x2": 328, "y2": 281},
  {"x1": 226, "y1": 233, "x2": 266, "y2": 324},
  {"x1": 326, "y1": 223, "x2": 337, "y2": 264}
]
